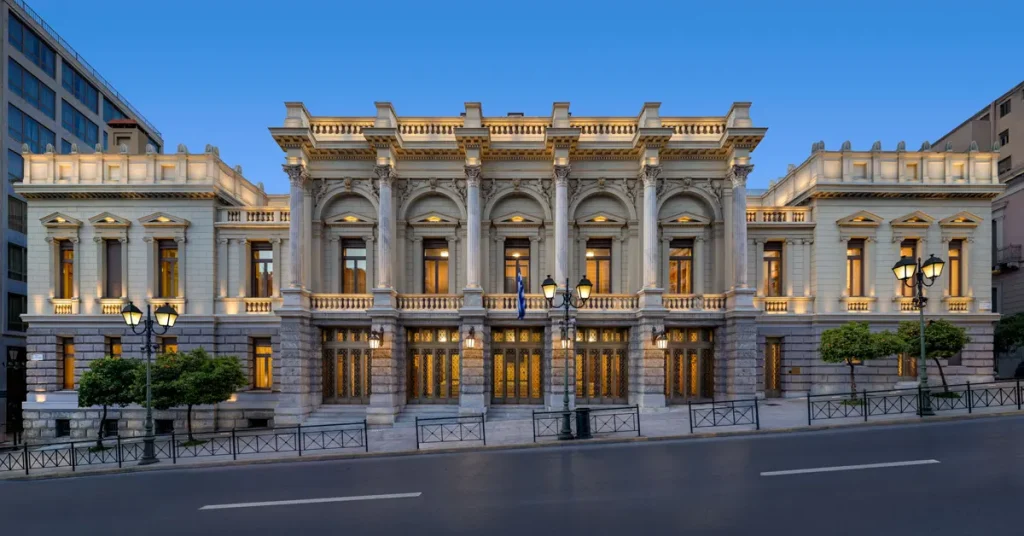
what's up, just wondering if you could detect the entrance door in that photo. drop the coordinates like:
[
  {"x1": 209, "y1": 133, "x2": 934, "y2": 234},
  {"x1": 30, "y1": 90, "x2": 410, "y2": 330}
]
[
  {"x1": 322, "y1": 328, "x2": 371, "y2": 404},
  {"x1": 764, "y1": 338, "x2": 783, "y2": 398},
  {"x1": 5, "y1": 347, "x2": 27, "y2": 440},
  {"x1": 575, "y1": 328, "x2": 628, "y2": 405},
  {"x1": 665, "y1": 328, "x2": 715, "y2": 403},
  {"x1": 492, "y1": 328, "x2": 544, "y2": 404},
  {"x1": 407, "y1": 328, "x2": 460, "y2": 404}
]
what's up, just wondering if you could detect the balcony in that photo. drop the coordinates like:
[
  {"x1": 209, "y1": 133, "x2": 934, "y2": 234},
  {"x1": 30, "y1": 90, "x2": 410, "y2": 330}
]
[
  {"x1": 896, "y1": 297, "x2": 918, "y2": 313},
  {"x1": 944, "y1": 297, "x2": 973, "y2": 313},
  {"x1": 580, "y1": 294, "x2": 639, "y2": 311},
  {"x1": 664, "y1": 294, "x2": 726, "y2": 311},
  {"x1": 98, "y1": 298, "x2": 126, "y2": 315},
  {"x1": 310, "y1": 294, "x2": 373, "y2": 311},
  {"x1": 484, "y1": 294, "x2": 548, "y2": 310},
  {"x1": 753, "y1": 296, "x2": 815, "y2": 314},
  {"x1": 841, "y1": 296, "x2": 875, "y2": 313},
  {"x1": 994, "y1": 245, "x2": 1022, "y2": 274},
  {"x1": 217, "y1": 208, "x2": 290, "y2": 225},
  {"x1": 397, "y1": 294, "x2": 463, "y2": 310},
  {"x1": 51, "y1": 298, "x2": 77, "y2": 315},
  {"x1": 746, "y1": 207, "x2": 813, "y2": 225}
]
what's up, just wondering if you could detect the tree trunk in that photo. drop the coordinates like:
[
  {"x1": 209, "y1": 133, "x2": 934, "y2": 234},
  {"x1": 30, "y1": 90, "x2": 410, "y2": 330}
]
[
  {"x1": 96, "y1": 405, "x2": 107, "y2": 449},
  {"x1": 187, "y1": 405, "x2": 194, "y2": 442},
  {"x1": 933, "y1": 357, "x2": 950, "y2": 392},
  {"x1": 848, "y1": 359, "x2": 858, "y2": 399}
]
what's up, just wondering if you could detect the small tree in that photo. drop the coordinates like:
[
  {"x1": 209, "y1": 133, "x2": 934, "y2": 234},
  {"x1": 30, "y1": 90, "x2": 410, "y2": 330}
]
[
  {"x1": 820, "y1": 322, "x2": 907, "y2": 398},
  {"x1": 898, "y1": 319, "x2": 970, "y2": 392},
  {"x1": 78, "y1": 357, "x2": 142, "y2": 449},
  {"x1": 995, "y1": 313, "x2": 1024, "y2": 355}
]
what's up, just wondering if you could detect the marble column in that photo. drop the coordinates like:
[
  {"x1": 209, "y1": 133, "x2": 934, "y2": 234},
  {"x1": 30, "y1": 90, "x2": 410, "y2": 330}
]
[
  {"x1": 94, "y1": 237, "x2": 105, "y2": 300},
  {"x1": 270, "y1": 238, "x2": 282, "y2": 298},
  {"x1": 694, "y1": 235, "x2": 706, "y2": 295},
  {"x1": 119, "y1": 237, "x2": 129, "y2": 299},
  {"x1": 641, "y1": 165, "x2": 661, "y2": 288},
  {"x1": 237, "y1": 238, "x2": 248, "y2": 298},
  {"x1": 374, "y1": 164, "x2": 395, "y2": 289},
  {"x1": 728, "y1": 164, "x2": 753, "y2": 290},
  {"x1": 446, "y1": 235, "x2": 458, "y2": 293},
  {"x1": 217, "y1": 238, "x2": 229, "y2": 298},
  {"x1": 529, "y1": 236, "x2": 541, "y2": 293},
  {"x1": 554, "y1": 165, "x2": 570, "y2": 288},
  {"x1": 465, "y1": 166, "x2": 482, "y2": 288},
  {"x1": 754, "y1": 238, "x2": 765, "y2": 296},
  {"x1": 412, "y1": 237, "x2": 423, "y2": 293},
  {"x1": 364, "y1": 235, "x2": 375, "y2": 294},
  {"x1": 784, "y1": 239, "x2": 795, "y2": 297},
  {"x1": 71, "y1": 238, "x2": 80, "y2": 300},
  {"x1": 493, "y1": 235, "x2": 504, "y2": 293},
  {"x1": 865, "y1": 237, "x2": 876, "y2": 298},
  {"x1": 802, "y1": 239, "x2": 813, "y2": 297},
  {"x1": 612, "y1": 235, "x2": 623, "y2": 293},
  {"x1": 283, "y1": 164, "x2": 308, "y2": 289},
  {"x1": 328, "y1": 236, "x2": 341, "y2": 293},
  {"x1": 174, "y1": 237, "x2": 186, "y2": 300},
  {"x1": 143, "y1": 237, "x2": 155, "y2": 298}
]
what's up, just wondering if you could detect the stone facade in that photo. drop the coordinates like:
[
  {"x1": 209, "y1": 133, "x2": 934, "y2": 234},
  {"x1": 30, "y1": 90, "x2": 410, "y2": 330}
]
[{"x1": 10, "y1": 101, "x2": 1003, "y2": 440}]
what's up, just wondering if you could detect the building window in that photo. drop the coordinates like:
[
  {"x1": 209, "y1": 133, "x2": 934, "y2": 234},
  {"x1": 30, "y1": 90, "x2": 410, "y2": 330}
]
[
  {"x1": 56, "y1": 419, "x2": 71, "y2": 437},
  {"x1": 59, "y1": 239, "x2": 75, "y2": 299},
  {"x1": 158, "y1": 240, "x2": 179, "y2": 298},
  {"x1": 7, "y1": 13, "x2": 56, "y2": 77},
  {"x1": 999, "y1": 156, "x2": 1012, "y2": 176},
  {"x1": 8, "y1": 150, "x2": 24, "y2": 183},
  {"x1": 62, "y1": 338, "x2": 75, "y2": 390},
  {"x1": 147, "y1": 136, "x2": 161, "y2": 154},
  {"x1": 102, "y1": 419, "x2": 118, "y2": 438},
  {"x1": 585, "y1": 239, "x2": 612, "y2": 294},
  {"x1": 103, "y1": 97, "x2": 127, "y2": 122},
  {"x1": 993, "y1": 287, "x2": 999, "y2": 313},
  {"x1": 341, "y1": 238, "x2": 367, "y2": 294},
  {"x1": 8, "y1": 196, "x2": 27, "y2": 233},
  {"x1": 1000, "y1": 129, "x2": 1010, "y2": 147},
  {"x1": 105, "y1": 239, "x2": 122, "y2": 298},
  {"x1": 668, "y1": 239, "x2": 693, "y2": 294},
  {"x1": 503, "y1": 238, "x2": 531, "y2": 293},
  {"x1": 898, "y1": 353, "x2": 917, "y2": 378},
  {"x1": 846, "y1": 239, "x2": 865, "y2": 297},
  {"x1": 999, "y1": 99, "x2": 1012, "y2": 118},
  {"x1": 60, "y1": 139, "x2": 72, "y2": 154},
  {"x1": 906, "y1": 162, "x2": 918, "y2": 180},
  {"x1": 948, "y1": 240, "x2": 963, "y2": 297},
  {"x1": 6, "y1": 293, "x2": 27, "y2": 332},
  {"x1": 899, "y1": 239, "x2": 918, "y2": 297},
  {"x1": 61, "y1": 100, "x2": 99, "y2": 147},
  {"x1": 763, "y1": 241, "x2": 784, "y2": 297},
  {"x1": 159, "y1": 337, "x2": 178, "y2": 355},
  {"x1": 8, "y1": 58, "x2": 55, "y2": 119},
  {"x1": 8, "y1": 103, "x2": 56, "y2": 153},
  {"x1": 423, "y1": 239, "x2": 449, "y2": 294},
  {"x1": 8, "y1": 244, "x2": 27, "y2": 282},
  {"x1": 155, "y1": 419, "x2": 174, "y2": 435},
  {"x1": 105, "y1": 337, "x2": 122, "y2": 359},
  {"x1": 250, "y1": 242, "x2": 273, "y2": 297},
  {"x1": 253, "y1": 338, "x2": 273, "y2": 390},
  {"x1": 61, "y1": 63, "x2": 99, "y2": 114},
  {"x1": 103, "y1": 131, "x2": 108, "y2": 151}
]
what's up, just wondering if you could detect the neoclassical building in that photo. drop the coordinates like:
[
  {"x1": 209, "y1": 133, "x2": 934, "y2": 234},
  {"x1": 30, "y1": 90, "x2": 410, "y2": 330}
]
[{"x1": 12, "y1": 102, "x2": 1003, "y2": 438}]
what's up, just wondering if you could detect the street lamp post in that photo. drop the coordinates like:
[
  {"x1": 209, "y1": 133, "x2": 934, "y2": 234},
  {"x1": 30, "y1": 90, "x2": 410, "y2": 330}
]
[
  {"x1": 121, "y1": 301, "x2": 178, "y2": 465},
  {"x1": 542, "y1": 275, "x2": 593, "y2": 440},
  {"x1": 892, "y1": 254, "x2": 945, "y2": 417}
]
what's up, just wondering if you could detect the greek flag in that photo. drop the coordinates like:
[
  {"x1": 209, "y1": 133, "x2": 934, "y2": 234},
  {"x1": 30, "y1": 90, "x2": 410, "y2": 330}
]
[{"x1": 516, "y1": 267, "x2": 527, "y2": 320}]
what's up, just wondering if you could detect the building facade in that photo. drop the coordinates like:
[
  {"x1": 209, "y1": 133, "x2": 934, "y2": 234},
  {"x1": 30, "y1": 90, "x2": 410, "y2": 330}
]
[
  {"x1": 12, "y1": 101, "x2": 1001, "y2": 440},
  {"x1": 1, "y1": 0, "x2": 162, "y2": 440}
]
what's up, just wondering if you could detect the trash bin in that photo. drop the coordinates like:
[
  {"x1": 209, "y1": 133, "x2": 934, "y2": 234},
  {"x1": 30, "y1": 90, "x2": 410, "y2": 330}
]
[{"x1": 575, "y1": 407, "x2": 592, "y2": 440}]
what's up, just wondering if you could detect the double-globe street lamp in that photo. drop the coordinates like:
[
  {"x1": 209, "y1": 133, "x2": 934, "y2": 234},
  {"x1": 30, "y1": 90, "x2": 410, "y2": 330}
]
[
  {"x1": 120, "y1": 301, "x2": 179, "y2": 465},
  {"x1": 892, "y1": 253, "x2": 945, "y2": 416},
  {"x1": 542, "y1": 274, "x2": 593, "y2": 440}
]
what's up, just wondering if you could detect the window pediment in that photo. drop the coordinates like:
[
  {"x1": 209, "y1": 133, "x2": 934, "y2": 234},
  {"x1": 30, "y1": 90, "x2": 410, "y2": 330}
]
[
  {"x1": 495, "y1": 212, "x2": 541, "y2": 225},
  {"x1": 890, "y1": 211, "x2": 934, "y2": 228},
  {"x1": 939, "y1": 211, "x2": 981, "y2": 229},
  {"x1": 89, "y1": 212, "x2": 131, "y2": 228},
  {"x1": 411, "y1": 212, "x2": 457, "y2": 225},
  {"x1": 660, "y1": 211, "x2": 710, "y2": 226},
  {"x1": 41, "y1": 212, "x2": 82, "y2": 229},
  {"x1": 325, "y1": 212, "x2": 375, "y2": 225},
  {"x1": 139, "y1": 212, "x2": 190, "y2": 228},
  {"x1": 576, "y1": 211, "x2": 624, "y2": 226},
  {"x1": 836, "y1": 211, "x2": 882, "y2": 228}
]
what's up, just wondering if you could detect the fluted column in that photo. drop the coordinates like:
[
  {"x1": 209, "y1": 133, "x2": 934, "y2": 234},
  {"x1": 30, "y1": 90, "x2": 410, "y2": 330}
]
[
  {"x1": 71, "y1": 238, "x2": 80, "y2": 300},
  {"x1": 95, "y1": 237, "x2": 105, "y2": 300},
  {"x1": 641, "y1": 165, "x2": 661, "y2": 288},
  {"x1": 728, "y1": 164, "x2": 753, "y2": 289},
  {"x1": 612, "y1": 234, "x2": 624, "y2": 293},
  {"x1": 283, "y1": 164, "x2": 308, "y2": 289},
  {"x1": 865, "y1": 237, "x2": 876, "y2": 298},
  {"x1": 270, "y1": 238, "x2": 282, "y2": 298},
  {"x1": 754, "y1": 238, "x2": 765, "y2": 296},
  {"x1": 784, "y1": 239, "x2": 795, "y2": 296},
  {"x1": 119, "y1": 237, "x2": 128, "y2": 299},
  {"x1": 364, "y1": 235, "x2": 375, "y2": 294},
  {"x1": 328, "y1": 236, "x2": 341, "y2": 293},
  {"x1": 529, "y1": 236, "x2": 541, "y2": 293},
  {"x1": 217, "y1": 238, "x2": 229, "y2": 298},
  {"x1": 694, "y1": 235, "x2": 705, "y2": 295},
  {"x1": 143, "y1": 237, "x2": 155, "y2": 298},
  {"x1": 174, "y1": 237, "x2": 186, "y2": 300},
  {"x1": 446, "y1": 235, "x2": 458, "y2": 293},
  {"x1": 237, "y1": 238, "x2": 249, "y2": 298},
  {"x1": 412, "y1": 237, "x2": 423, "y2": 293},
  {"x1": 465, "y1": 165, "x2": 482, "y2": 288},
  {"x1": 374, "y1": 164, "x2": 395, "y2": 288},
  {"x1": 802, "y1": 239, "x2": 812, "y2": 298},
  {"x1": 554, "y1": 165, "x2": 570, "y2": 287}
]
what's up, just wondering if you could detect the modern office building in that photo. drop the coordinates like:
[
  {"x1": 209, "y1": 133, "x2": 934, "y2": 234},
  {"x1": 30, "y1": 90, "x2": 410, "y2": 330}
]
[
  {"x1": 12, "y1": 100, "x2": 1001, "y2": 440},
  {"x1": 1, "y1": 0, "x2": 162, "y2": 441}
]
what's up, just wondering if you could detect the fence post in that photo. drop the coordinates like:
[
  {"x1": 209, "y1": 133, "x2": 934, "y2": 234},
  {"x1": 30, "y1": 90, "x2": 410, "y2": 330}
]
[
  {"x1": 171, "y1": 431, "x2": 177, "y2": 464},
  {"x1": 863, "y1": 389, "x2": 868, "y2": 422},
  {"x1": 415, "y1": 417, "x2": 420, "y2": 450},
  {"x1": 531, "y1": 411, "x2": 537, "y2": 443},
  {"x1": 688, "y1": 401, "x2": 694, "y2": 434},
  {"x1": 70, "y1": 441, "x2": 76, "y2": 472},
  {"x1": 754, "y1": 398, "x2": 760, "y2": 430},
  {"x1": 297, "y1": 424, "x2": 302, "y2": 457},
  {"x1": 806, "y1": 394, "x2": 811, "y2": 426},
  {"x1": 363, "y1": 420, "x2": 369, "y2": 453},
  {"x1": 481, "y1": 415, "x2": 487, "y2": 446},
  {"x1": 1018, "y1": 378, "x2": 1022, "y2": 411},
  {"x1": 117, "y1": 435, "x2": 122, "y2": 468},
  {"x1": 231, "y1": 429, "x2": 237, "y2": 461},
  {"x1": 966, "y1": 382, "x2": 973, "y2": 414},
  {"x1": 635, "y1": 406, "x2": 642, "y2": 437},
  {"x1": 918, "y1": 386, "x2": 924, "y2": 418},
  {"x1": 23, "y1": 442, "x2": 29, "y2": 476}
]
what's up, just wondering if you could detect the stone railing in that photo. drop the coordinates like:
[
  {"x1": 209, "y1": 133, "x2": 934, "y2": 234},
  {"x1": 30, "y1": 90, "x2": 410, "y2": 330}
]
[
  {"x1": 754, "y1": 296, "x2": 815, "y2": 314},
  {"x1": 398, "y1": 294, "x2": 464, "y2": 310},
  {"x1": 746, "y1": 207, "x2": 812, "y2": 224},
  {"x1": 896, "y1": 297, "x2": 918, "y2": 313},
  {"x1": 484, "y1": 294, "x2": 548, "y2": 310},
  {"x1": 581, "y1": 294, "x2": 638, "y2": 310},
  {"x1": 311, "y1": 294, "x2": 373, "y2": 311},
  {"x1": 843, "y1": 297, "x2": 874, "y2": 313},
  {"x1": 945, "y1": 297, "x2": 973, "y2": 313},
  {"x1": 661, "y1": 120, "x2": 726, "y2": 137},
  {"x1": 571, "y1": 121, "x2": 637, "y2": 136},
  {"x1": 220, "y1": 208, "x2": 290, "y2": 224},
  {"x1": 98, "y1": 298, "x2": 126, "y2": 315},
  {"x1": 762, "y1": 299, "x2": 789, "y2": 313},
  {"x1": 398, "y1": 121, "x2": 462, "y2": 136},
  {"x1": 663, "y1": 294, "x2": 727, "y2": 311},
  {"x1": 52, "y1": 299, "x2": 76, "y2": 315},
  {"x1": 243, "y1": 298, "x2": 276, "y2": 314},
  {"x1": 483, "y1": 120, "x2": 548, "y2": 137},
  {"x1": 310, "y1": 121, "x2": 374, "y2": 136}
]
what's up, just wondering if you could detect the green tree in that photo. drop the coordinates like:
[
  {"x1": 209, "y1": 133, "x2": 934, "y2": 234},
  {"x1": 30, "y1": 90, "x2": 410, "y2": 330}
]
[
  {"x1": 995, "y1": 313, "x2": 1024, "y2": 355},
  {"x1": 819, "y1": 322, "x2": 907, "y2": 398},
  {"x1": 78, "y1": 357, "x2": 142, "y2": 449},
  {"x1": 898, "y1": 319, "x2": 970, "y2": 392}
]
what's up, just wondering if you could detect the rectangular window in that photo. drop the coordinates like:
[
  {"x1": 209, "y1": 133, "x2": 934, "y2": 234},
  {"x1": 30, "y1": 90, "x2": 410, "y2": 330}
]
[
  {"x1": 341, "y1": 238, "x2": 367, "y2": 294},
  {"x1": 999, "y1": 99, "x2": 1012, "y2": 118},
  {"x1": 899, "y1": 239, "x2": 918, "y2": 297},
  {"x1": 8, "y1": 244, "x2": 28, "y2": 282},
  {"x1": 8, "y1": 150, "x2": 24, "y2": 183},
  {"x1": 102, "y1": 419, "x2": 118, "y2": 438},
  {"x1": 993, "y1": 287, "x2": 999, "y2": 313},
  {"x1": 668, "y1": 238, "x2": 693, "y2": 294},
  {"x1": 59, "y1": 239, "x2": 75, "y2": 299},
  {"x1": 846, "y1": 239, "x2": 865, "y2": 297},
  {"x1": 62, "y1": 338, "x2": 75, "y2": 390},
  {"x1": 7, "y1": 13, "x2": 56, "y2": 77},
  {"x1": 158, "y1": 240, "x2": 179, "y2": 298},
  {"x1": 60, "y1": 139, "x2": 72, "y2": 154},
  {"x1": 8, "y1": 196, "x2": 28, "y2": 233},
  {"x1": 250, "y1": 242, "x2": 274, "y2": 297},
  {"x1": 1000, "y1": 129, "x2": 1010, "y2": 147},
  {"x1": 61, "y1": 100, "x2": 99, "y2": 147},
  {"x1": 105, "y1": 239, "x2": 123, "y2": 298},
  {"x1": 8, "y1": 103, "x2": 56, "y2": 153},
  {"x1": 423, "y1": 238, "x2": 449, "y2": 294},
  {"x1": 61, "y1": 63, "x2": 99, "y2": 114},
  {"x1": 999, "y1": 156, "x2": 1013, "y2": 176},
  {"x1": 763, "y1": 241, "x2": 784, "y2": 297},
  {"x1": 155, "y1": 419, "x2": 174, "y2": 435},
  {"x1": 159, "y1": 337, "x2": 178, "y2": 355},
  {"x1": 8, "y1": 58, "x2": 55, "y2": 118},
  {"x1": 56, "y1": 419, "x2": 71, "y2": 437},
  {"x1": 6, "y1": 293, "x2": 27, "y2": 332},
  {"x1": 103, "y1": 97, "x2": 127, "y2": 123},
  {"x1": 948, "y1": 240, "x2": 963, "y2": 297},
  {"x1": 105, "y1": 337, "x2": 122, "y2": 359},
  {"x1": 585, "y1": 239, "x2": 612, "y2": 294},
  {"x1": 906, "y1": 162, "x2": 918, "y2": 180},
  {"x1": 253, "y1": 338, "x2": 273, "y2": 390},
  {"x1": 503, "y1": 238, "x2": 531, "y2": 293}
]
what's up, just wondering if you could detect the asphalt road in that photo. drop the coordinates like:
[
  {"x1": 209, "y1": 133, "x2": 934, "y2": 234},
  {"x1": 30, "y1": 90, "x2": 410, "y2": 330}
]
[{"x1": 4, "y1": 416, "x2": 1024, "y2": 535}]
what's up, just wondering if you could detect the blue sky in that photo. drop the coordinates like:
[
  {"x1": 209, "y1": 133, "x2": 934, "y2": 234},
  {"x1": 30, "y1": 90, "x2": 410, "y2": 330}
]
[{"x1": 27, "y1": 0, "x2": 1023, "y2": 193}]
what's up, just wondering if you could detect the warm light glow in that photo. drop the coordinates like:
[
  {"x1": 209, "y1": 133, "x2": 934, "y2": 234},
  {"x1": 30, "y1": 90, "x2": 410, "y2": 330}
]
[
  {"x1": 678, "y1": 217, "x2": 692, "y2": 222},
  {"x1": 34, "y1": 394, "x2": 46, "y2": 403},
  {"x1": 440, "y1": 250, "x2": 449, "y2": 258},
  {"x1": 510, "y1": 216, "x2": 524, "y2": 222},
  {"x1": 542, "y1": 275, "x2": 557, "y2": 300},
  {"x1": 852, "y1": 216, "x2": 865, "y2": 222},
  {"x1": 103, "y1": 217, "x2": 115, "y2": 223},
  {"x1": 561, "y1": 338, "x2": 572, "y2": 350},
  {"x1": 593, "y1": 216, "x2": 607, "y2": 222},
  {"x1": 586, "y1": 250, "x2": 595, "y2": 258},
  {"x1": 227, "y1": 394, "x2": 238, "y2": 403},
  {"x1": 426, "y1": 216, "x2": 442, "y2": 222},
  {"x1": 576, "y1": 276, "x2": 593, "y2": 301},
  {"x1": 922, "y1": 254, "x2": 945, "y2": 279},
  {"x1": 121, "y1": 302, "x2": 143, "y2": 327},
  {"x1": 156, "y1": 216, "x2": 171, "y2": 223},
  {"x1": 344, "y1": 216, "x2": 359, "y2": 222},
  {"x1": 892, "y1": 256, "x2": 917, "y2": 281},
  {"x1": 657, "y1": 338, "x2": 668, "y2": 350},
  {"x1": 155, "y1": 303, "x2": 178, "y2": 328},
  {"x1": 55, "y1": 217, "x2": 66, "y2": 223},
  {"x1": 512, "y1": 252, "x2": 520, "y2": 258}
]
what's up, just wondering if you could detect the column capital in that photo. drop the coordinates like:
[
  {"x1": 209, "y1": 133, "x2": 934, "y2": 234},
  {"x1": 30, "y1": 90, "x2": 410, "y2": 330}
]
[
  {"x1": 93, "y1": 236, "x2": 104, "y2": 244},
  {"x1": 727, "y1": 164, "x2": 754, "y2": 188},
  {"x1": 118, "y1": 237, "x2": 128, "y2": 244},
  {"x1": 327, "y1": 235, "x2": 342, "y2": 243},
  {"x1": 373, "y1": 164, "x2": 396, "y2": 187},
  {"x1": 239, "y1": 238, "x2": 248, "y2": 245},
  {"x1": 553, "y1": 164, "x2": 571, "y2": 185},
  {"x1": 282, "y1": 164, "x2": 309, "y2": 187},
  {"x1": 640, "y1": 164, "x2": 662, "y2": 187},
  {"x1": 174, "y1": 236, "x2": 187, "y2": 244},
  {"x1": 529, "y1": 235, "x2": 542, "y2": 243},
  {"x1": 412, "y1": 236, "x2": 423, "y2": 243},
  {"x1": 269, "y1": 237, "x2": 282, "y2": 245},
  {"x1": 218, "y1": 237, "x2": 230, "y2": 245},
  {"x1": 464, "y1": 165, "x2": 482, "y2": 187},
  {"x1": 362, "y1": 235, "x2": 375, "y2": 243},
  {"x1": 695, "y1": 235, "x2": 707, "y2": 243},
  {"x1": 446, "y1": 235, "x2": 458, "y2": 243}
]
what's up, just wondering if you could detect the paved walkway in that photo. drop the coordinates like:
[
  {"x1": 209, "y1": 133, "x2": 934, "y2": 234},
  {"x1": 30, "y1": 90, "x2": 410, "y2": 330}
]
[{"x1": 2, "y1": 395, "x2": 1018, "y2": 480}]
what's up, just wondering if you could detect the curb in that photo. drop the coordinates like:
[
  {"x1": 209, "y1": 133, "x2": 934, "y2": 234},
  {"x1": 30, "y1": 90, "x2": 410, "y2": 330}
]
[{"x1": 6, "y1": 409, "x2": 1022, "y2": 482}]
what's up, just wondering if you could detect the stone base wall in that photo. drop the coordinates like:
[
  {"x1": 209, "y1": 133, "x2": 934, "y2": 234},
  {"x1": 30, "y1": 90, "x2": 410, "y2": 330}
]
[{"x1": 21, "y1": 406, "x2": 277, "y2": 442}]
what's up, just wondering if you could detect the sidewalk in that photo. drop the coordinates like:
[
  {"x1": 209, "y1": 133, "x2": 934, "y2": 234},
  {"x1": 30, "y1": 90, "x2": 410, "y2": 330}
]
[{"x1": 3, "y1": 395, "x2": 1020, "y2": 481}]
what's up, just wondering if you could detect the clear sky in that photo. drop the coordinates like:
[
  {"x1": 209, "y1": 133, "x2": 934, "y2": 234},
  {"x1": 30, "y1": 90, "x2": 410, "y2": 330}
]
[{"x1": 26, "y1": 0, "x2": 1024, "y2": 193}]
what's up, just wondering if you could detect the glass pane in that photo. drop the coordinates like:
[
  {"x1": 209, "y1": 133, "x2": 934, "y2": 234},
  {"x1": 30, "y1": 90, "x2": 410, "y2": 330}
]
[
  {"x1": 669, "y1": 260, "x2": 679, "y2": 293},
  {"x1": 518, "y1": 351, "x2": 528, "y2": 399},
  {"x1": 338, "y1": 352, "x2": 348, "y2": 397},
  {"x1": 519, "y1": 329, "x2": 530, "y2": 343},
  {"x1": 412, "y1": 353, "x2": 421, "y2": 398},
  {"x1": 598, "y1": 260, "x2": 610, "y2": 293},
  {"x1": 450, "y1": 352, "x2": 460, "y2": 398},
  {"x1": 688, "y1": 351, "x2": 699, "y2": 397},
  {"x1": 424, "y1": 260, "x2": 436, "y2": 293},
  {"x1": 425, "y1": 352, "x2": 435, "y2": 397},
  {"x1": 437, "y1": 329, "x2": 447, "y2": 343},
  {"x1": 531, "y1": 330, "x2": 542, "y2": 343},
  {"x1": 575, "y1": 352, "x2": 584, "y2": 395},
  {"x1": 506, "y1": 359, "x2": 515, "y2": 400},
  {"x1": 530, "y1": 352, "x2": 542, "y2": 399},
  {"x1": 680, "y1": 260, "x2": 691, "y2": 294},
  {"x1": 439, "y1": 351, "x2": 449, "y2": 398},
  {"x1": 438, "y1": 260, "x2": 449, "y2": 293},
  {"x1": 493, "y1": 330, "x2": 504, "y2": 342},
  {"x1": 494, "y1": 352, "x2": 504, "y2": 397}
]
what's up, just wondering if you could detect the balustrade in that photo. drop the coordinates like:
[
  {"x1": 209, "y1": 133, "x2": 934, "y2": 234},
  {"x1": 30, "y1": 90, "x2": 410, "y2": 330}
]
[
  {"x1": 397, "y1": 294, "x2": 463, "y2": 310},
  {"x1": 664, "y1": 294, "x2": 727, "y2": 311},
  {"x1": 311, "y1": 294, "x2": 373, "y2": 311},
  {"x1": 484, "y1": 294, "x2": 547, "y2": 310},
  {"x1": 221, "y1": 208, "x2": 289, "y2": 224}
]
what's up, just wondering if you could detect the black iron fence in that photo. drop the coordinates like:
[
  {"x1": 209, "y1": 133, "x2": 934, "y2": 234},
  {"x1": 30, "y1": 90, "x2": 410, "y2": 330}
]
[
  {"x1": 531, "y1": 406, "x2": 641, "y2": 441},
  {"x1": 415, "y1": 415, "x2": 486, "y2": 449},
  {"x1": 808, "y1": 380, "x2": 1023, "y2": 424},
  {"x1": 0, "y1": 421, "x2": 368, "y2": 475},
  {"x1": 688, "y1": 399, "x2": 760, "y2": 432}
]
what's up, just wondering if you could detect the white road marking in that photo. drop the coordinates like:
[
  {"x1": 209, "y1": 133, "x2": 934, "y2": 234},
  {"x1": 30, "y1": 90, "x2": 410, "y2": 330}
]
[
  {"x1": 199, "y1": 492, "x2": 423, "y2": 510},
  {"x1": 760, "y1": 459, "x2": 940, "y2": 477}
]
